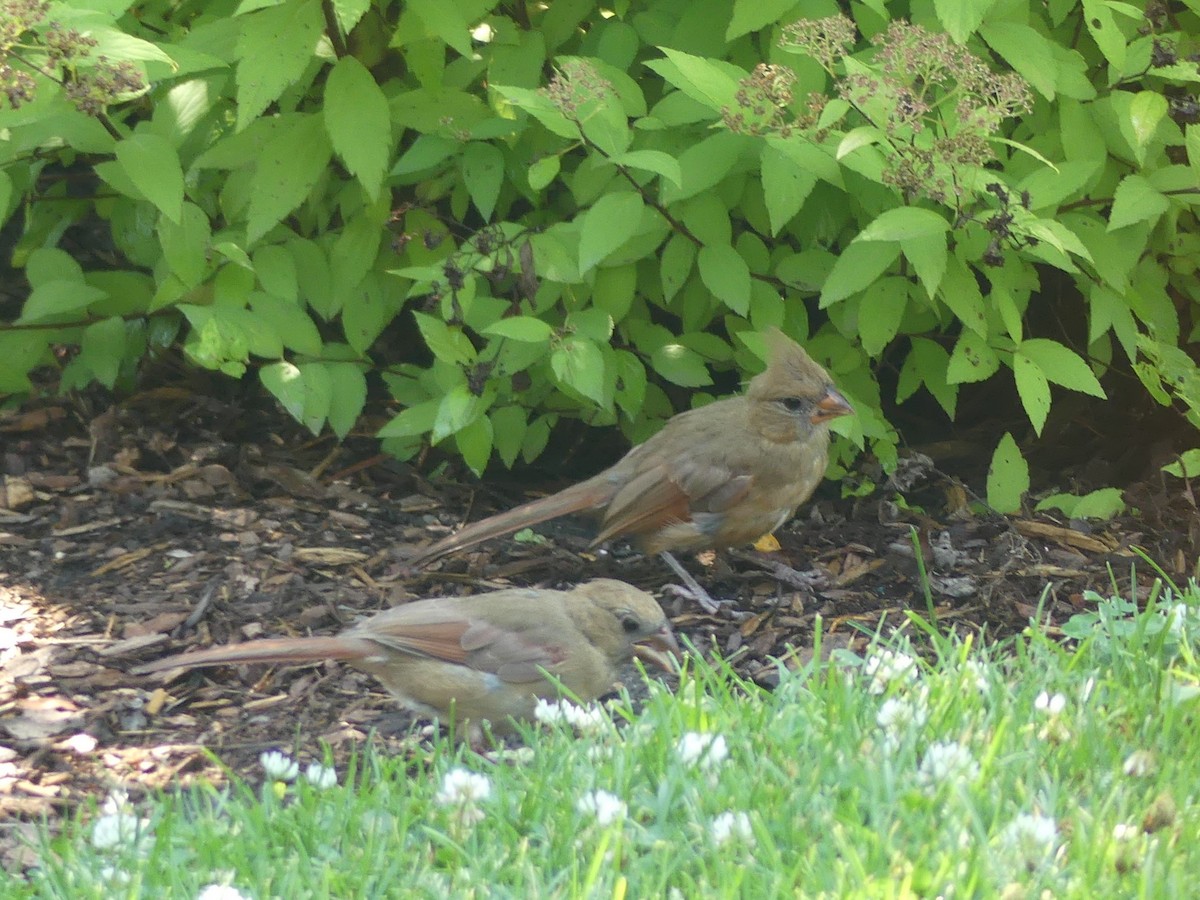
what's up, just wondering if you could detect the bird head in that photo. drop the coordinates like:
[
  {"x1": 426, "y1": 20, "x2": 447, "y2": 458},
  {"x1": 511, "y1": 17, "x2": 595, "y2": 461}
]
[{"x1": 574, "y1": 579, "x2": 680, "y2": 672}]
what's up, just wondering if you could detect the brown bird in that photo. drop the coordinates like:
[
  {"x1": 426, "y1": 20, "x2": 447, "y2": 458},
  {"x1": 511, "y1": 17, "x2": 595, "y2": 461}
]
[
  {"x1": 407, "y1": 329, "x2": 853, "y2": 610},
  {"x1": 134, "y1": 579, "x2": 679, "y2": 740}
]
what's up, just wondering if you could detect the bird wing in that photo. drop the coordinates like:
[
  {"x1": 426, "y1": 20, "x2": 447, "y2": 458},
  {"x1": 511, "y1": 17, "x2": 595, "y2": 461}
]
[{"x1": 360, "y1": 605, "x2": 565, "y2": 684}]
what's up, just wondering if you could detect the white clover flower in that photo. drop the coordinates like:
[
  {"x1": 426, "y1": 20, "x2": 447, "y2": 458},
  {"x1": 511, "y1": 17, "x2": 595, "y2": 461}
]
[
  {"x1": 864, "y1": 649, "x2": 919, "y2": 694},
  {"x1": 917, "y1": 741, "x2": 980, "y2": 788},
  {"x1": 710, "y1": 811, "x2": 754, "y2": 847},
  {"x1": 996, "y1": 813, "x2": 1058, "y2": 871},
  {"x1": 1034, "y1": 691, "x2": 1066, "y2": 717},
  {"x1": 259, "y1": 751, "x2": 299, "y2": 782},
  {"x1": 577, "y1": 789, "x2": 627, "y2": 827},
  {"x1": 876, "y1": 696, "x2": 928, "y2": 735},
  {"x1": 1123, "y1": 749, "x2": 1156, "y2": 777},
  {"x1": 1112, "y1": 822, "x2": 1140, "y2": 842},
  {"x1": 304, "y1": 762, "x2": 337, "y2": 790},
  {"x1": 1162, "y1": 602, "x2": 1192, "y2": 638},
  {"x1": 675, "y1": 732, "x2": 729, "y2": 771},
  {"x1": 534, "y1": 698, "x2": 611, "y2": 734},
  {"x1": 962, "y1": 659, "x2": 990, "y2": 693},
  {"x1": 91, "y1": 811, "x2": 153, "y2": 853},
  {"x1": 97, "y1": 866, "x2": 131, "y2": 885},
  {"x1": 197, "y1": 886, "x2": 251, "y2": 900},
  {"x1": 436, "y1": 768, "x2": 492, "y2": 806}
]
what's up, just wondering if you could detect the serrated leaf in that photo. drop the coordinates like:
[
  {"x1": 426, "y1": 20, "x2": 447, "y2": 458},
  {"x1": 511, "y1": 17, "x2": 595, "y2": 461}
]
[
  {"x1": 856, "y1": 207, "x2": 949, "y2": 242},
  {"x1": 946, "y1": 331, "x2": 1000, "y2": 384},
  {"x1": 455, "y1": 415, "x2": 494, "y2": 476},
  {"x1": 296, "y1": 361, "x2": 333, "y2": 435},
  {"x1": 980, "y1": 22, "x2": 1057, "y2": 99},
  {"x1": 1107, "y1": 174, "x2": 1170, "y2": 231},
  {"x1": 857, "y1": 278, "x2": 907, "y2": 357},
  {"x1": 78, "y1": 317, "x2": 127, "y2": 388},
  {"x1": 610, "y1": 149, "x2": 681, "y2": 187},
  {"x1": 900, "y1": 234, "x2": 948, "y2": 299},
  {"x1": 938, "y1": 258, "x2": 988, "y2": 337},
  {"x1": 158, "y1": 202, "x2": 211, "y2": 288},
  {"x1": 697, "y1": 244, "x2": 751, "y2": 315},
  {"x1": 260, "y1": 361, "x2": 306, "y2": 421},
  {"x1": 461, "y1": 142, "x2": 504, "y2": 221},
  {"x1": 18, "y1": 281, "x2": 108, "y2": 323},
  {"x1": 651, "y1": 342, "x2": 713, "y2": 387},
  {"x1": 726, "y1": 0, "x2": 795, "y2": 39},
  {"x1": 1012, "y1": 351, "x2": 1051, "y2": 434},
  {"x1": 247, "y1": 115, "x2": 332, "y2": 243},
  {"x1": 1128, "y1": 90, "x2": 1167, "y2": 150},
  {"x1": 413, "y1": 312, "x2": 476, "y2": 365},
  {"x1": 648, "y1": 49, "x2": 744, "y2": 113},
  {"x1": 432, "y1": 384, "x2": 484, "y2": 443},
  {"x1": 987, "y1": 432, "x2": 1028, "y2": 513},
  {"x1": 326, "y1": 362, "x2": 367, "y2": 439},
  {"x1": 250, "y1": 292, "x2": 323, "y2": 355},
  {"x1": 661, "y1": 233, "x2": 696, "y2": 303},
  {"x1": 1162, "y1": 449, "x2": 1200, "y2": 478},
  {"x1": 235, "y1": 0, "x2": 324, "y2": 129},
  {"x1": 579, "y1": 192, "x2": 644, "y2": 272},
  {"x1": 1036, "y1": 487, "x2": 1125, "y2": 519},
  {"x1": 407, "y1": 0, "x2": 473, "y2": 56},
  {"x1": 836, "y1": 126, "x2": 885, "y2": 160},
  {"x1": 484, "y1": 316, "x2": 554, "y2": 342},
  {"x1": 528, "y1": 156, "x2": 560, "y2": 191},
  {"x1": 114, "y1": 133, "x2": 184, "y2": 224},
  {"x1": 377, "y1": 398, "x2": 439, "y2": 438},
  {"x1": 566, "y1": 307, "x2": 614, "y2": 343},
  {"x1": 324, "y1": 57, "x2": 390, "y2": 199},
  {"x1": 934, "y1": 0, "x2": 996, "y2": 42},
  {"x1": 551, "y1": 337, "x2": 606, "y2": 405},
  {"x1": 761, "y1": 143, "x2": 816, "y2": 236},
  {"x1": 820, "y1": 242, "x2": 900, "y2": 307},
  {"x1": 1081, "y1": 0, "x2": 1126, "y2": 70},
  {"x1": 1017, "y1": 338, "x2": 1106, "y2": 397},
  {"x1": 490, "y1": 406, "x2": 527, "y2": 468}
]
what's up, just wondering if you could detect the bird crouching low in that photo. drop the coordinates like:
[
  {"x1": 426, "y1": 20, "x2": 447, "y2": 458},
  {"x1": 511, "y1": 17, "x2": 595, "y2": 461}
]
[
  {"x1": 133, "y1": 579, "x2": 679, "y2": 742},
  {"x1": 404, "y1": 329, "x2": 854, "y2": 609}
]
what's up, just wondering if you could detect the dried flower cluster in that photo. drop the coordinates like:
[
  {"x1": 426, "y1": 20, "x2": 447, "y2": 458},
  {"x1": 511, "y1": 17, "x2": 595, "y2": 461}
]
[
  {"x1": 723, "y1": 63, "x2": 799, "y2": 136},
  {"x1": 0, "y1": 0, "x2": 144, "y2": 115},
  {"x1": 540, "y1": 58, "x2": 615, "y2": 121}
]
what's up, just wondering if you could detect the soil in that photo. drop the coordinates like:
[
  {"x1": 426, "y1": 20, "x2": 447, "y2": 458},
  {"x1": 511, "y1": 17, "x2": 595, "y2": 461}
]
[{"x1": 1, "y1": 390, "x2": 1196, "y2": 869}]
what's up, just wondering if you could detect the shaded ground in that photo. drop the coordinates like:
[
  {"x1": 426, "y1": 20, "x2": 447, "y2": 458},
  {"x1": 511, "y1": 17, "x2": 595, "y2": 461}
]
[{"x1": 1, "y1": 392, "x2": 1196, "y2": 866}]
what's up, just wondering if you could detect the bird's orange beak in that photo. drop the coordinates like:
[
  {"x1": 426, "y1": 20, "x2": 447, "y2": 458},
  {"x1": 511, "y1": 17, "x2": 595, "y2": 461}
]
[
  {"x1": 633, "y1": 625, "x2": 682, "y2": 673},
  {"x1": 811, "y1": 387, "x2": 854, "y2": 424}
]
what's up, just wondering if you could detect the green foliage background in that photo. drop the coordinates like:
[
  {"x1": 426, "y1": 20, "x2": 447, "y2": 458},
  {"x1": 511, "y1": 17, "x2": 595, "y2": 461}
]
[{"x1": 2, "y1": 0, "x2": 1198, "y2": 507}]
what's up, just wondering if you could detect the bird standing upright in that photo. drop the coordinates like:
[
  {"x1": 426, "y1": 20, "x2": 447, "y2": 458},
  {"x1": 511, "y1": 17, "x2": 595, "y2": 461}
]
[
  {"x1": 406, "y1": 329, "x2": 854, "y2": 609},
  {"x1": 134, "y1": 579, "x2": 678, "y2": 741}
]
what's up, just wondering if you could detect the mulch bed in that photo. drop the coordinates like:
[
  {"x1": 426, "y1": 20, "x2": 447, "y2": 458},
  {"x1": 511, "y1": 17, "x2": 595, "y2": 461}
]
[{"x1": 1, "y1": 392, "x2": 1195, "y2": 869}]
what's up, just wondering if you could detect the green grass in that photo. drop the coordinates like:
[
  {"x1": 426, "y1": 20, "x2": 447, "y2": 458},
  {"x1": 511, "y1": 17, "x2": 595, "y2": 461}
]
[{"x1": 17, "y1": 578, "x2": 1200, "y2": 899}]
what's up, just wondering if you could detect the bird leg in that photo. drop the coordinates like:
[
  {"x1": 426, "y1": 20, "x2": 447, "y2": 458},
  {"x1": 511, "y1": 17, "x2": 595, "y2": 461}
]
[{"x1": 658, "y1": 550, "x2": 724, "y2": 614}]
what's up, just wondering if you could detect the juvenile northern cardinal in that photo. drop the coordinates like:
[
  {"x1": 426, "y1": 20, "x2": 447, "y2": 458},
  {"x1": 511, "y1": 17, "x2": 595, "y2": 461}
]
[
  {"x1": 134, "y1": 579, "x2": 678, "y2": 739},
  {"x1": 407, "y1": 329, "x2": 853, "y2": 609}
]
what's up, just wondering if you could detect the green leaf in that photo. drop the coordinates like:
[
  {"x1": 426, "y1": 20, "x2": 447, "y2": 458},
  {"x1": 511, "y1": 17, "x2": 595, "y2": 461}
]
[
  {"x1": 980, "y1": 22, "x2": 1057, "y2": 99},
  {"x1": 610, "y1": 150, "x2": 682, "y2": 187},
  {"x1": 1036, "y1": 488, "x2": 1125, "y2": 520},
  {"x1": 455, "y1": 415, "x2": 494, "y2": 476},
  {"x1": 461, "y1": 142, "x2": 505, "y2": 222},
  {"x1": 1017, "y1": 338, "x2": 1106, "y2": 397},
  {"x1": 296, "y1": 361, "x2": 333, "y2": 435},
  {"x1": 250, "y1": 292, "x2": 323, "y2": 356},
  {"x1": 856, "y1": 208, "x2": 950, "y2": 243},
  {"x1": 235, "y1": 0, "x2": 324, "y2": 129},
  {"x1": 1107, "y1": 174, "x2": 1169, "y2": 231},
  {"x1": 761, "y1": 143, "x2": 817, "y2": 236},
  {"x1": 378, "y1": 398, "x2": 439, "y2": 438},
  {"x1": 697, "y1": 244, "x2": 751, "y2": 315},
  {"x1": 1128, "y1": 90, "x2": 1168, "y2": 151},
  {"x1": 551, "y1": 337, "x2": 606, "y2": 405},
  {"x1": 566, "y1": 307, "x2": 614, "y2": 343},
  {"x1": 483, "y1": 316, "x2": 554, "y2": 342},
  {"x1": 407, "y1": 0, "x2": 473, "y2": 57},
  {"x1": 661, "y1": 233, "x2": 696, "y2": 303},
  {"x1": 413, "y1": 312, "x2": 476, "y2": 366},
  {"x1": 947, "y1": 331, "x2": 1000, "y2": 384},
  {"x1": 528, "y1": 156, "x2": 560, "y2": 191},
  {"x1": 326, "y1": 362, "x2": 367, "y2": 439},
  {"x1": 247, "y1": 115, "x2": 332, "y2": 243},
  {"x1": 900, "y1": 234, "x2": 948, "y2": 299},
  {"x1": 857, "y1": 278, "x2": 907, "y2": 357},
  {"x1": 897, "y1": 338, "x2": 957, "y2": 418},
  {"x1": 727, "y1": 0, "x2": 795, "y2": 39},
  {"x1": 613, "y1": 349, "x2": 647, "y2": 420},
  {"x1": 652, "y1": 342, "x2": 713, "y2": 387},
  {"x1": 18, "y1": 281, "x2": 108, "y2": 323},
  {"x1": 490, "y1": 406, "x2": 528, "y2": 468},
  {"x1": 433, "y1": 384, "x2": 485, "y2": 443},
  {"x1": 159, "y1": 202, "x2": 211, "y2": 288},
  {"x1": 579, "y1": 192, "x2": 644, "y2": 272},
  {"x1": 836, "y1": 126, "x2": 885, "y2": 160},
  {"x1": 114, "y1": 133, "x2": 184, "y2": 224},
  {"x1": 987, "y1": 432, "x2": 1028, "y2": 514},
  {"x1": 820, "y1": 242, "x2": 900, "y2": 307},
  {"x1": 1081, "y1": 0, "x2": 1126, "y2": 70},
  {"x1": 260, "y1": 361, "x2": 307, "y2": 422},
  {"x1": 647, "y1": 49, "x2": 744, "y2": 113},
  {"x1": 938, "y1": 258, "x2": 988, "y2": 338},
  {"x1": 78, "y1": 317, "x2": 127, "y2": 389},
  {"x1": 934, "y1": 0, "x2": 997, "y2": 42},
  {"x1": 1012, "y1": 351, "x2": 1051, "y2": 435},
  {"x1": 593, "y1": 264, "x2": 637, "y2": 323},
  {"x1": 324, "y1": 57, "x2": 391, "y2": 200},
  {"x1": 1162, "y1": 449, "x2": 1200, "y2": 478}
]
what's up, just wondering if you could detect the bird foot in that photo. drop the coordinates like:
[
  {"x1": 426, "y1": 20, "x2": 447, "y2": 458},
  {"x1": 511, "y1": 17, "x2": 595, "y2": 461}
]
[{"x1": 661, "y1": 581, "x2": 726, "y2": 615}]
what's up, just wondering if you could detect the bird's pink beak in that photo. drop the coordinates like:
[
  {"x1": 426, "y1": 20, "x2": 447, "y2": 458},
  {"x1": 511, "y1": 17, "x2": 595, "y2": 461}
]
[
  {"x1": 811, "y1": 387, "x2": 853, "y2": 424},
  {"x1": 634, "y1": 625, "x2": 682, "y2": 673}
]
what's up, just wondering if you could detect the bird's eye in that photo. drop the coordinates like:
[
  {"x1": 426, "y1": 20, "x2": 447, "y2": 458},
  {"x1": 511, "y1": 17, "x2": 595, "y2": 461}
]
[
  {"x1": 778, "y1": 397, "x2": 807, "y2": 414},
  {"x1": 620, "y1": 614, "x2": 641, "y2": 634}
]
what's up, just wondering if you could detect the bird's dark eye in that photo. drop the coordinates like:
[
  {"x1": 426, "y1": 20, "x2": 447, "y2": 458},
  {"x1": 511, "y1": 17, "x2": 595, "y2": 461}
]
[
  {"x1": 620, "y1": 614, "x2": 641, "y2": 634},
  {"x1": 778, "y1": 397, "x2": 807, "y2": 414}
]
